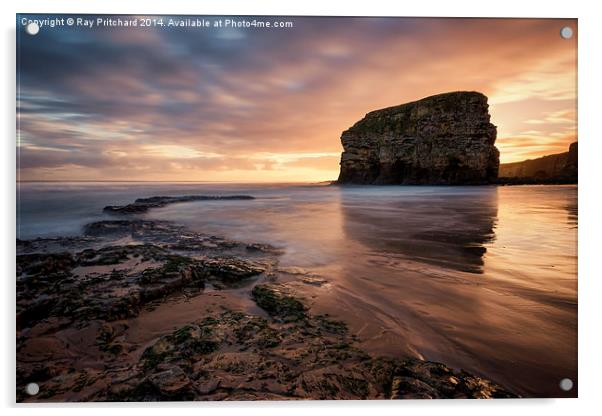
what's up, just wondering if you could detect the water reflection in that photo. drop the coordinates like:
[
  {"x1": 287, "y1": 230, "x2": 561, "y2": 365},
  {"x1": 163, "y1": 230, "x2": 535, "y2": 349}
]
[
  {"x1": 322, "y1": 185, "x2": 577, "y2": 397},
  {"x1": 18, "y1": 182, "x2": 577, "y2": 397},
  {"x1": 339, "y1": 186, "x2": 498, "y2": 273},
  {"x1": 566, "y1": 200, "x2": 578, "y2": 228}
]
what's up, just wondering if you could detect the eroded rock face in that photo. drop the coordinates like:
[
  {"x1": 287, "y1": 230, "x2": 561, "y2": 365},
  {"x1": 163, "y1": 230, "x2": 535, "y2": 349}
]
[{"x1": 337, "y1": 91, "x2": 499, "y2": 185}]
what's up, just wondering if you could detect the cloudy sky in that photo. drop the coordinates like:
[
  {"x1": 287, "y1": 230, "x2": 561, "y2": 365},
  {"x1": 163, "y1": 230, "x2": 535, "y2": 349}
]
[{"x1": 17, "y1": 16, "x2": 577, "y2": 182}]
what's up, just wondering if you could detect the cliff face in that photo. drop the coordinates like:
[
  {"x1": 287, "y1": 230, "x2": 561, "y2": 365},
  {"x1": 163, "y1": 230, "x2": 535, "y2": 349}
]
[
  {"x1": 499, "y1": 142, "x2": 577, "y2": 182},
  {"x1": 337, "y1": 92, "x2": 499, "y2": 185}
]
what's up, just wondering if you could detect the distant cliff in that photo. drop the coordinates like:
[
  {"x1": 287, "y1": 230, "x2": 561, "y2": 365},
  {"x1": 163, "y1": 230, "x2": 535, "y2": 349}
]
[
  {"x1": 498, "y1": 142, "x2": 577, "y2": 184},
  {"x1": 337, "y1": 91, "x2": 499, "y2": 185}
]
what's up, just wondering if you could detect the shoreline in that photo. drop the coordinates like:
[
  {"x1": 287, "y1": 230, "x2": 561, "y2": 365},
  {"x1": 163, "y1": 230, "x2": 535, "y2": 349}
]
[{"x1": 16, "y1": 195, "x2": 518, "y2": 401}]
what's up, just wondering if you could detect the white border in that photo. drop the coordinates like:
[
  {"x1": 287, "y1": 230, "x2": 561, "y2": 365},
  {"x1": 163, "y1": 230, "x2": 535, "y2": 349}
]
[{"x1": 3, "y1": 1, "x2": 601, "y2": 415}]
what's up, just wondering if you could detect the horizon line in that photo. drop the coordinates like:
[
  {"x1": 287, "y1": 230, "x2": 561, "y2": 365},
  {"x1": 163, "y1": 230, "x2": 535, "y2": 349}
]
[{"x1": 16, "y1": 179, "x2": 336, "y2": 184}]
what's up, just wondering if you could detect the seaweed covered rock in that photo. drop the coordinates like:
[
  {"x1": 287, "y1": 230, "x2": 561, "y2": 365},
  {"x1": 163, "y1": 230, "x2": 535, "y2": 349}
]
[
  {"x1": 81, "y1": 219, "x2": 281, "y2": 257},
  {"x1": 251, "y1": 284, "x2": 308, "y2": 322},
  {"x1": 16, "y1": 241, "x2": 266, "y2": 329},
  {"x1": 337, "y1": 91, "x2": 499, "y2": 184},
  {"x1": 106, "y1": 301, "x2": 517, "y2": 401}
]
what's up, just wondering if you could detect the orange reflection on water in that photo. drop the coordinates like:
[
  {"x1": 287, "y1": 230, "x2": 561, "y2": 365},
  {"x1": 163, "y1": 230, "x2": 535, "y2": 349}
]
[{"x1": 145, "y1": 183, "x2": 577, "y2": 397}]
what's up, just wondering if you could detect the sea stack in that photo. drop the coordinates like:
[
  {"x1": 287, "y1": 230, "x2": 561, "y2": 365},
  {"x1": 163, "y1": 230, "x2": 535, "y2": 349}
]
[{"x1": 337, "y1": 91, "x2": 499, "y2": 185}]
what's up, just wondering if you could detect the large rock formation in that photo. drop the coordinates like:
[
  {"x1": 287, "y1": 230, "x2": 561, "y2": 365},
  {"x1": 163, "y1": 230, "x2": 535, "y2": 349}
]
[
  {"x1": 498, "y1": 142, "x2": 577, "y2": 183},
  {"x1": 337, "y1": 91, "x2": 499, "y2": 185}
]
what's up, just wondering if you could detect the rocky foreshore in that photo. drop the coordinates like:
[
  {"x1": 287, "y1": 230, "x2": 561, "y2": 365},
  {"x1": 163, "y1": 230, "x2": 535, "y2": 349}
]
[
  {"x1": 103, "y1": 195, "x2": 255, "y2": 215},
  {"x1": 16, "y1": 195, "x2": 517, "y2": 401}
]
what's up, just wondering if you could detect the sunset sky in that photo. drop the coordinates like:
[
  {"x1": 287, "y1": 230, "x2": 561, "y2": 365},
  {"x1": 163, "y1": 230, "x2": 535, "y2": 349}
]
[{"x1": 17, "y1": 16, "x2": 577, "y2": 182}]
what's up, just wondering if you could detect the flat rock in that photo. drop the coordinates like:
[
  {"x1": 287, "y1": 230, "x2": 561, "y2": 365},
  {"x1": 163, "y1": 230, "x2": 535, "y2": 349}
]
[{"x1": 103, "y1": 195, "x2": 254, "y2": 215}]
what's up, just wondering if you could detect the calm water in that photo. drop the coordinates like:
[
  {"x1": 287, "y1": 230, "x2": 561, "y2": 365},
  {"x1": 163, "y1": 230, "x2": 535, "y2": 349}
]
[{"x1": 17, "y1": 182, "x2": 577, "y2": 397}]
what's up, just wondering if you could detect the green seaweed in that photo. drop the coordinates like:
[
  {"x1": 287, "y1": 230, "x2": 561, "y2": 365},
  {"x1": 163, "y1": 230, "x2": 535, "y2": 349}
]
[{"x1": 251, "y1": 284, "x2": 307, "y2": 322}]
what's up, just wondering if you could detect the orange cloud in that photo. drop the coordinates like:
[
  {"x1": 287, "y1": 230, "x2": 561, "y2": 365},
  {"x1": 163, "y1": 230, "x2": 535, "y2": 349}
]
[{"x1": 17, "y1": 17, "x2": 577, "y2": 181}]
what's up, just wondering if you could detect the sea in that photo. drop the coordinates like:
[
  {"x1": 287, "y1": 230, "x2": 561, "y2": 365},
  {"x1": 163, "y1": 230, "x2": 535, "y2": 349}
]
[{"x1": 16, "y1": 182, "x2": 578, "y2": 397}]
